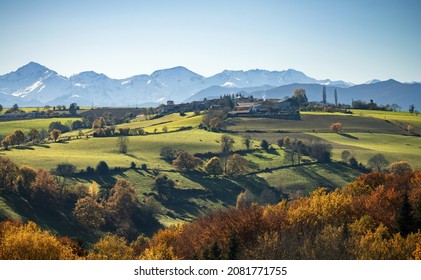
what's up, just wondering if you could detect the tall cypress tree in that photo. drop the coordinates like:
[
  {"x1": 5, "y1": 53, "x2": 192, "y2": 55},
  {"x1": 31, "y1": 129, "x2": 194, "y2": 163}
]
[{"x1": 322, "y1": 85, "x2": 327, "y2": 104}]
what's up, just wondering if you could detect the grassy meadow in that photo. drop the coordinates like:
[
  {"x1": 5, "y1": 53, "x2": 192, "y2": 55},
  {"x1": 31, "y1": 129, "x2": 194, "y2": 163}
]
[
  {"x1": 0, "y1": 117, "x2": 81, "y2": 136},
  {"x1": 1, "y1": 108, "x2": 421, "y2": 233}
]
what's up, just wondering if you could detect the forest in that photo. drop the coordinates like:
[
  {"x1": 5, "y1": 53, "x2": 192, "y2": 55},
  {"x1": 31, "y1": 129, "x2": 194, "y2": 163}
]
[{"x1": 1, "y1": 155, "x2": 420, "y2": 260}]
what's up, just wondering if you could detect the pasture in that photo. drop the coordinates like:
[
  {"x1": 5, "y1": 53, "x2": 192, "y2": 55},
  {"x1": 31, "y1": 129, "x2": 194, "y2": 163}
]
[
  {"x1": 0, "y1": 117, "x2": 81, "y2": 136},
  {"x1": 225, "y1": 113, "x2": 406, "y2": 134}
]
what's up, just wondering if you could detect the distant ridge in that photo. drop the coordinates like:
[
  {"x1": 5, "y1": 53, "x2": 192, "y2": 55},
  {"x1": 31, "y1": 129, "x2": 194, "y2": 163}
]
[{"x1": 0, "y1": 62, "x2": 419, "y2": 108}]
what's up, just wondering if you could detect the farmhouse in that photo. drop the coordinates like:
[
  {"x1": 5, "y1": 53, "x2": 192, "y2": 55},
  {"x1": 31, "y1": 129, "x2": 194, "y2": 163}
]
[{"x1": 228, "y1": 98, "x2": 299, "y2": 119}]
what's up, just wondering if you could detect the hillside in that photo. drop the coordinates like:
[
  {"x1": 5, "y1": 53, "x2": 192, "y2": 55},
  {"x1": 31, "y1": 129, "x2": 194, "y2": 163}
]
[{"x1": 1, "y1": 109, "x2": 421, "y2": 259}]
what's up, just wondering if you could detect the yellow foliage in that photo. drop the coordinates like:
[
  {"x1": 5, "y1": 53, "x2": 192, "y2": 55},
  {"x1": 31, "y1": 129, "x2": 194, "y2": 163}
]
[
  {"x1": 87, "y1": 234, "x2": 134, "y2": 260},
  {"x1": 288, "y1": 188, "x2": 352, "y2": 228},
  {"x1": 88, "y1": 181, "x2": 100, "y2": 198},
  {"x1": 0, "y1": 221, "x2": 76, "y2": 260},
  {"x1": 141, "y1": 244, "x2": 178, "y2": 260},
  {"x1": 413, "y1": 243, "x2": 421, "y2": 260}
]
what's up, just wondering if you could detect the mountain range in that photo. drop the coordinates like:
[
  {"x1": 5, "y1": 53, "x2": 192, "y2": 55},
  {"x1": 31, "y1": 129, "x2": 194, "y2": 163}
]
[{"x1": 0, "y1": 62, "x2": 420, "y2": 109}]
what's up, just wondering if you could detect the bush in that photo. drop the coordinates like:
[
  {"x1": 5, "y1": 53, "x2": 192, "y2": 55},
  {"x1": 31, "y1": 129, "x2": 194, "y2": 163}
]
[
  {"x1": 160, "y1": 146, "x2": 176, "y2": 160},
  {"x1": 130, "y1": 162, "x2": 137, "y2": 169},
  {"x1": 141, "y1": 163, "x2": 148, "y2": 170}
]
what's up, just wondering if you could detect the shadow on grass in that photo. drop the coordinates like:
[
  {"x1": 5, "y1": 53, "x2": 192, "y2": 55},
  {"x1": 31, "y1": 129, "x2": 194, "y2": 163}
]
[
  {"x1": 14, "y1": 146, "x2": 34, "y2": 150},
  {"x1": 125, "y1": 153, "x2": 139, "y2": 159},
  {"x1": 36, "y1": 144, "x2": 51, "y2": 148},
  {"x1": 339, "y1": 133, "x2": 359, "y2": 140},
  {"x1": 0, "y1": 192, "x2": 99, "y2": 244}
]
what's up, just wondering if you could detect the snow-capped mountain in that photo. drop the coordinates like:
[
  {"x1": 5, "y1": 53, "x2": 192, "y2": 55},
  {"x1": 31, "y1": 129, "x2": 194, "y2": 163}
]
[{"x1": 0, "y1": 61, "x2": 387, "y2": 107}]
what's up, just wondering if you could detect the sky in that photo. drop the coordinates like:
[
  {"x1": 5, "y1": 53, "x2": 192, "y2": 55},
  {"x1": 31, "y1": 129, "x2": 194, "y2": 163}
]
[{"x1": 0, "y1": 0, "x2": 420, "y2": 84}]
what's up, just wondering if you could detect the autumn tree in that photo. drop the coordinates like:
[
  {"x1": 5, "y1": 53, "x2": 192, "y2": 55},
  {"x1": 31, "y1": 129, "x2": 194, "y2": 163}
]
[
  {"x1": 407, "y1": 124, "x2": 414, "y2": 134},
  {"x1": 92, "y1": 116, "x2": 107, "y2": 129},
  {"x1": 0, "y1": 157, "x2": 19, "y2": 191},
  {"x1": 73, "y1": 196, "x2": 105, "y2": 230},
  {"x1": 1, "y1": 135, "x2": 13, "y2": 150},
  {"x1": 87, "y1": 234, "x2": 134, "y2": 260},
  {"x1": 117, "y1": 136, "x2": 129, "y2": 154},
  {"x1": 28, "y1": 128, "x2": 41, "y2": 144},
  {"x1": 49, "y1": 129, "x2": 62, "y2": 142},
  {"x1": 204, "y1": 157, "x2": 223, "y2": 175},
  {"x1": 172, "y1": 151, "x2": 202, "y2": 171},
  {"x1": 106, "y1": 179, "x2": 139, "y2": 234},
  {"x1": 226, "y1": 154, "x2": 249, "y2": 177},
  {"x1": 15, "y1": 165, "x2": 37, "y2": 195},
  {"x1": 389, "y1": 161, "x2": 413, "y2": 175},
  {"x1": 330, "y1": 122, "x2": 343, "y2": 133},
  {"x1": 0, "y1": 221, "x2": 76, "y2": 259},
  {"x1": 11, "y1": 130, "x2": 24, "y2": 146},
  {"x1": 30, "y1": 169, "x2": 59, "y2": 208}
]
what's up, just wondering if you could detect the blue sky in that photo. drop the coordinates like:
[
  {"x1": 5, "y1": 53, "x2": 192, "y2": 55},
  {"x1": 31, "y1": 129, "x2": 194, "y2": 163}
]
[{"x1": 0, "y1": 0, "x2": 420, "y2": 83}]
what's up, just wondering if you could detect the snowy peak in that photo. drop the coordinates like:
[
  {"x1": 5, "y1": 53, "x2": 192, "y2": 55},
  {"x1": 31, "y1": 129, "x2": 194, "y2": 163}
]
[
  {"x1": 16, "y1": 61, "x2": 56, "y2": 76},
  {"x1": 364, "y1": 79, "x2": 382, "y2": 84},
  {"x1": 5, "y1": 61, "x2": 409, "y2": 107}
]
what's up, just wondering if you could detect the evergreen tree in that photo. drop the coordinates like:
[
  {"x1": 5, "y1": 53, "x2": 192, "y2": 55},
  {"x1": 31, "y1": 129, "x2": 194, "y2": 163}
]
[
  {"x1": 322, "y1": 85, "x2": 327, "y2": 104},
  {"x1": 397, "y1": 192, "x2": 415, "y2": 237},
  {"x1": 334, "y1": 88, "x2": 338, "y2": 107},
  {"x1": 226, "y1": 233, "x2": 239, "y2": 260}
]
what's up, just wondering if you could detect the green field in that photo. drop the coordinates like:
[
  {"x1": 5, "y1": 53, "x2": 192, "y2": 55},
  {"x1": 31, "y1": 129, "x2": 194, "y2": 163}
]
[
  {"x1": 310, "y1": 132, "x2": 421, "y2": 168},
  {"x1": 351, "y1": 109, "x2": 421, "y2": 131},
  {"x1": 0, "y1": 129, "x2": 245, "y2": 170},
  {"x1": 0, "y1": 117, "x2": 81, "y2": 136},
  {"x1": 225, "y1": 113, "x2": 405, "y2": 134},
  {"x1": 112, "y1": 112, "x2": 203, "y2": 133}
]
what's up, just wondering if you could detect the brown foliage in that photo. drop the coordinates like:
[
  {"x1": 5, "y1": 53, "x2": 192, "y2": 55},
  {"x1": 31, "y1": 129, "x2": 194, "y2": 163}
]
[
  {"x1": 30, "y1": 169, "x2": 59, "y2": 207},
  {"x1": 73, "y1": 196, "x2": 105, "y2": 230},
  {"x1": 172, "y1": 151, "x2": 202, "y2": 171}
]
